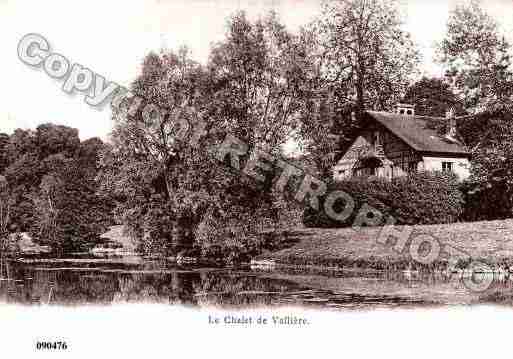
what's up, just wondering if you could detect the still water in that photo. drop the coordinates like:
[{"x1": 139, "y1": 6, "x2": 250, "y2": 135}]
[{"x1": 1, "y1": 257, "x2": 512, "y2": 310}]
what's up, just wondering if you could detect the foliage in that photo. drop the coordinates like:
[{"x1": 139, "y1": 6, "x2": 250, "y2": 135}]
[
  {"x1": 0, "y1": 134, "x2": 9, "y2": 174},
  {"x1": 100, "y1": 12, "x2": 304, "y2": 259},
  {"x1": 403, "y1": 76, "x2": 466, "y2": 120},
  {"x1": 32, "y1": 172, "x2": 63, "y2": 249},
  {"x1": 0, "y1": 124, "x2": 113, "y2": 253},
  {"x1": 303, "y1": 171, "x2": 463, "y2": 228},
  {"x1": 0, "y1": 176, "x2": 14, "y2": 245},
  {"x1": 5, "y1": 5, "x2": 513, "y2": 261},
  {"x1": 314, "y1": 0, "x2": 420, "y2": 111},
  {"x1": 401, "y1": 77, "x2": 471, "y2": 139},
  {"x1": 208, "y1": 10, "x2": 309, "y2": 151},
  {"x1": 438, "y1": 0, "x2": 513, "y2": 110},
  {"x1": 192, "y1": 189, "x2": 293, "y2": 264},
  {"x1": 297, "y1": 0, "x2": 420, "y2": 177},
  {"x1": 99, "y1": 47, "x2": 209, "y2": 255},
  {"x1": 460, "y1": 106, "x2": 513, "y2": 221},
  {"x1": 31, "y1": 155, "x2": 113, "y2": 253},
  {"x1": 440, "y1": 1, "x2": 513, "y2": 222}
]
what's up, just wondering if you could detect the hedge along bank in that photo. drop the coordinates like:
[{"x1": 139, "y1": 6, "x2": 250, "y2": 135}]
[
  {"x1": 304, "y1": 172, "x2": 463, "y2": 228},
  {"x1": 17, "y1": 33, "x2": 494, "y2": 292}
]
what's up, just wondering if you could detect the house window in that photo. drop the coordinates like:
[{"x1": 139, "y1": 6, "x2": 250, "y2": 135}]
[{"x1": 442, "y1": 162, "x2": 453, "y2": 172}]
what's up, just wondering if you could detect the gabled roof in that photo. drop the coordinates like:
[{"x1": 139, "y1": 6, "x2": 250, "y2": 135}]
[{"x1": 366, "y1": 111, "x2": 470, "y2": 156}]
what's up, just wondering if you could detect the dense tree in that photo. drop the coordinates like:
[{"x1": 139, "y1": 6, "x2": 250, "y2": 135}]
[
  {"x1": 101, "y1": 12, "x2": 303, "y2": 260},
  {"x1": 295, "y1": 0, "x2": 420, "y2": 178},
  {"x1": 402, "y1": 77, "x2": 468, "y2": 136},
  {"x1": 0, "y1": 133, "x2": 9, "y2": 173},
  {"x1": 403, "y1": 77, "x2": 465, "y2": 118},
  {"x1": 0, "y1": 176, "x2": 13, "y2": 245},
  {"x1": 34, "y1": 124, "x2": 80, "y2": 159},
  {"x1": 207, "y1": 11, "x2": 309, "y2": 151},
  {"x1": 439, "y1": 0, "x2": 513, "y2": 110},
  {"x1": 461, "y1": 106, "x2": 513, "y2": 221},
  {"x1": 4, "y1": 131, "x2": 42, "y2": 231},
  {"x1": 314, "y1": 0, "x2": 420, "y2": 112},
  {"x1": 438, "y1": 2, "x2": 513, "y2": 220},
  {"x1": 33, "y1": 172, "x2": 63, "y2": 249},
  {"x1": 0, "y1": 124, "x2": 111, "y2": 252},
  {"x1": 100, "y1": 47, "x2": 209, "y2": 254},
  {"x1": 32, "y1": 153, "x2": 113, "y2": 253},
  {"x1": 77, "y1": 137, "x2": 106, "y2": 173},
  {"x1": 290, "y1": 25, "x2": 354, "y2": 178}
]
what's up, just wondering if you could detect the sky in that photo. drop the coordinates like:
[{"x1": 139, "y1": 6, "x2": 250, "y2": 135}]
[{"x1": 1, "y1": 0, "x2": 513, "y2": 141}]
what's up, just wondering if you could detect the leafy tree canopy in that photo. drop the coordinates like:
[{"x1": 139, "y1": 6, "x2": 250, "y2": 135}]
[{"x1": 439, "y1": 0, "x2": 513, "y2": 109}]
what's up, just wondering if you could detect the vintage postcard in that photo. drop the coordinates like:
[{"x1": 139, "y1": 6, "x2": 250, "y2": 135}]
[{"x1": 1, "y1": 0, "x2": 513, "y2": 357}]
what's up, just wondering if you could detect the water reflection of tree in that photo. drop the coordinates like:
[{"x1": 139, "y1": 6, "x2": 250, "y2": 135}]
[
  {"x1": 114, "y1": 272, "x2": 199, "y2": 305},
  {"x1": 7, "y1": 261, "x2": 513, "y2": 308},
  {"x1": 193, "y1": 273, "x2": 298, "y2": 307},
  {"x1": 28, "y1": 270, "x2": 119, "y2": 305},
  {"x1": 109, "y1": 271, "x2": 295, "y2": 307},
  {"x1": 0, "y1": 263, "x2": 305, "y2": 308}
]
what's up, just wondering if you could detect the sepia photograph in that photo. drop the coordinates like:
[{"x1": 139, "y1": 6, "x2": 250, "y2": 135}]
[{"x1": 1, "y1": 0, "x2": 513, "y2": 357}]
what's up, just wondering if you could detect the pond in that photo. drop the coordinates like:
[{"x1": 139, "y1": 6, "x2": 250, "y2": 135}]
[{"x1": 1, "y1": 256, "x2": 513, "y2": 310}]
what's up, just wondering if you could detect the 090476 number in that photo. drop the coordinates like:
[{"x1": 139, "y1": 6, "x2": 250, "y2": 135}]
[{"x1": 36, "y1": 341, "x2": 68, "y2": 350}]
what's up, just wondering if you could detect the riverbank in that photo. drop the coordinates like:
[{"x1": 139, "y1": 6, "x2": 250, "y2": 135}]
[
  {"x1": 255, "y1": 219, "x2": 513, "y2": 272},
  {"x1": 3, "y1": 233, "x2": 52, "y2": 256},
  {"x1": 10, "y1": 220, "x2": 513, "y2": 271}
]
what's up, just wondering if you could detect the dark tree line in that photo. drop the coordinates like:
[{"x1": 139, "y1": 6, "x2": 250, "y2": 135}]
[{"x1": 0, "y1": 125, "x2": 114, "y2": 253}]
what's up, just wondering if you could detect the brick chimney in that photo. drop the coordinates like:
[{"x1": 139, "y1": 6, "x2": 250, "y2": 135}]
[{"x1": 396, "y1": 103, "x2": 415, "y2": 116}]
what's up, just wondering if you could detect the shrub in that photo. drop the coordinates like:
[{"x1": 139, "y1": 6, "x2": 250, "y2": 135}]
[
  {"x1": 303, "y1": 176, "x2": 390, "y2": 228},
  {"x1": 193, "y1": 203, "x2": 290, "y2": 265},
  {"x1": 460, "y1": 178, "x2": 512, "y2": 221},
  {"x1": 303, "y1": 171, "x2": 464, "y2": 228}
]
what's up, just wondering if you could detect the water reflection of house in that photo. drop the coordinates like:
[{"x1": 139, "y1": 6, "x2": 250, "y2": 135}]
[{"x1": 333, "y1": 104, "x2": 471, "y2": 181}]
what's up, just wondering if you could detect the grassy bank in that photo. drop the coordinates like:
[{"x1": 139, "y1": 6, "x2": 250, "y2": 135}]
[{"x1": 256, "y1": 219, "x2": 513, "y2": 272}]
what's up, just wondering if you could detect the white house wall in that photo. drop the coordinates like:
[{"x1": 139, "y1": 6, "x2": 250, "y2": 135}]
[
  {"x1": 422, "y1": 156, "x2": 471, "y2": 181},
  {"x1": 333, "y1": 124, "x2": 418, "y2": 181},
  {"x1": 333, "y1": 135, "x2": 371, "y2": 180}
]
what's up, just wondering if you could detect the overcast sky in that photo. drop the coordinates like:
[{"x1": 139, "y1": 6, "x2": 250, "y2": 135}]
[{"x1": 1, "y1": 0, "x2": 513, "y2": 140}]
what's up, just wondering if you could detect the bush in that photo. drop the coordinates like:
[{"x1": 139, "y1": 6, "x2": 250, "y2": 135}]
[
  {"x1": 303, "y1": 171, "x2": 464, "y2": 228},
  {"x1": 193, "y1": 204, "x2": 291, "y2": 265},
  {"x1": 460, "y1": 178, "x2": 512, "y2": 222}
]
